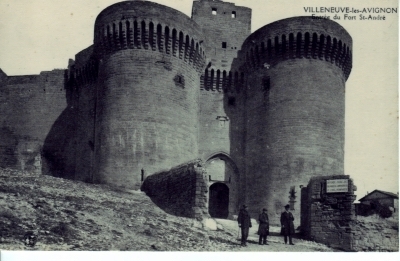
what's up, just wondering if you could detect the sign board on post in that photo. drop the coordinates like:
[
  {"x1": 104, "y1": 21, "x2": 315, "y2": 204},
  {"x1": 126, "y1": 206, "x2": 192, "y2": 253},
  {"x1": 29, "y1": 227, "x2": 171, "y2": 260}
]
[{"x1": 326, "y1": 179, "x2": 349, "y2": 193}]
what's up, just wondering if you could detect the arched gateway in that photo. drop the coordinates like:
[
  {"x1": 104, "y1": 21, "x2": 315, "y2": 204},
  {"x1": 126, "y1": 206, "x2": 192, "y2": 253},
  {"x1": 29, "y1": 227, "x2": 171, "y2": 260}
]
[
  {"x1": 204, "y1": 153, "x2": 240, "y2": 219},
  {"x1": 209, "y1": 183, "x2": 229, "y2": 218}
]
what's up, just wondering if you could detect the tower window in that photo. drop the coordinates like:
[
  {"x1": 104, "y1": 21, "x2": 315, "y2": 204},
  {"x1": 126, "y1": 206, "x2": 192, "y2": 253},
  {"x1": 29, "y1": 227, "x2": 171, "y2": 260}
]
[
  {"x1": 212, "y1": 8, "x2": 217, "y2": 15},
  {"x1": 222, "y1": 42, "x2": 227, "y2": 48},
  {"x1": 228, "y1": 97, "x2": 236, "y2": 106},
  {"x1": 174, "y1": 74, "x2": 185, "y2": 87},
  {"x1": 263, "y1": 77, "x2": 271, "y2": 92},
  {"x1": 263, "y1": 77, "x2": 271, "y2": 102},
  {"x1": 232, "y1": 11, "x2": 236, "y2": 18}
]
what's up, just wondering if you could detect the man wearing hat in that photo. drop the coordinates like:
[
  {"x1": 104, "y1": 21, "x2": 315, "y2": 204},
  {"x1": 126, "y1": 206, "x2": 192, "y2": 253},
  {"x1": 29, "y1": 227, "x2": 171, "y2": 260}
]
[
  {"x1": 258, "y1": 208, "x2": 269, "y2": 245},
  {"x1": 280, "y1": 204, "x2": 295, "y2": 245},
  {"x1": 237, "y1": 204, "x2": 252, "y2": 247}
]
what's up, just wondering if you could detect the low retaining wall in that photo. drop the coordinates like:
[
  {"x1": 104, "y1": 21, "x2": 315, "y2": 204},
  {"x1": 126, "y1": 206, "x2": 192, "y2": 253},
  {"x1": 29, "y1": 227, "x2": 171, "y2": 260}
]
[
  {"x1": 141, "y1": 159, "x2": 209, "y2": 220},
  {"x1": 350, "y1": 216, "x2": 399, "y2": 251}
]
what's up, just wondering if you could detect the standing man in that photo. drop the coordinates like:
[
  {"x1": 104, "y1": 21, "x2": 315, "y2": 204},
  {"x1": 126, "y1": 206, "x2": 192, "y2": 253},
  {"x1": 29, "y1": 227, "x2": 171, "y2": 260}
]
[
  {"x1": 237, "y1": 204, "x2": 252, "y2": 247},
  {"x1": 258, "y1": 208, "x2": 269, "y2": 245},
  {"x1": 280, "y1": 204, "x2": 295, "y2": 245}
]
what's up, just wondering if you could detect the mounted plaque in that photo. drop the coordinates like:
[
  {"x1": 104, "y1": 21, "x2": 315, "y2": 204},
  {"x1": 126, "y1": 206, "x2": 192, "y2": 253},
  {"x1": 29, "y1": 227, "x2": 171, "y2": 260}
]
[{"x1": 326, "y1": 179, "x2": 349, "y2": 193}]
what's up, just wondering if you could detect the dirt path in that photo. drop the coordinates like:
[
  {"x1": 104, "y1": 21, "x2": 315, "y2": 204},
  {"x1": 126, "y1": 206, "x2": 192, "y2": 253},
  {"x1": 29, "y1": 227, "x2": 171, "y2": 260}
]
[{"x1": 215, "y1": 219, "x2": 333, "y2": 252}]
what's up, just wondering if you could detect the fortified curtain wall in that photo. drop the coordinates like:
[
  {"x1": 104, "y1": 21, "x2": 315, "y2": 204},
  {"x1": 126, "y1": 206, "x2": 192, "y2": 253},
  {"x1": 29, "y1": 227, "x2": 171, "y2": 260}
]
[
  {"x1": 193, "y1": 1, "x2": 251, "y2": 216},
  {"x1": 69, "y1": 47, "x2": 98, "y2": 183},
  {"x1": 41, "y1": 46, "x2": 98, "y2": 181},
  {"x1": 0, "y1": 70, "x2": 67, "y2": 174}
]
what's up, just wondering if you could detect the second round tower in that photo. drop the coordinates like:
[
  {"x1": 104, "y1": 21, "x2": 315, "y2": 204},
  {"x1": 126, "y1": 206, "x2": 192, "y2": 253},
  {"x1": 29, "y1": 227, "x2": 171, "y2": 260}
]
[{"x1": 239, "y1": 17, "x2": 352, "y2": 223}]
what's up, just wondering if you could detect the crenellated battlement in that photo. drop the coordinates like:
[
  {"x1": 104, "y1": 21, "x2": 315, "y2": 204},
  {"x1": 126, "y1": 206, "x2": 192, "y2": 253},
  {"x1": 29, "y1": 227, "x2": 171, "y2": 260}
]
[
  {"x1": 200, "y1": 68, "x2": 244, "y2": 93},
  {"x1": 239, "y1": 17, "x2": 353, "y2": 80},
  {"x1": 94, "y1": 20, "x2": 206, "y2": 73},
  {"x1": 93, "y1": 1, "x2": 206, "y2": 73}
]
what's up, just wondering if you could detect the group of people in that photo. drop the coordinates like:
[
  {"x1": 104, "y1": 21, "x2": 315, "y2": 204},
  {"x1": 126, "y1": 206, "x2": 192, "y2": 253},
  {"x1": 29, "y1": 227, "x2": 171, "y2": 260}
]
[{"x1": 237, "y1": 204, "x2": 295, "y2": 247}]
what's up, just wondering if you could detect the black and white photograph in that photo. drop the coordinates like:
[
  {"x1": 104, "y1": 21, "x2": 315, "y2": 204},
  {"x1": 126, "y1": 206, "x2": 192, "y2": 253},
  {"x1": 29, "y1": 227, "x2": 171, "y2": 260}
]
[{"x1": 0, "y1": 0, "x2": 398, "y2": 259}]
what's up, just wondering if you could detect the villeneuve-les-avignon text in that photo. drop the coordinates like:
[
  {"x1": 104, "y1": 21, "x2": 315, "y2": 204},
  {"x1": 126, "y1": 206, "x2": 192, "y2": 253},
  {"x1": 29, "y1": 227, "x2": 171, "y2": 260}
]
[{"x1": 304, "y1": 7, "x2": 398, "y2": 21}]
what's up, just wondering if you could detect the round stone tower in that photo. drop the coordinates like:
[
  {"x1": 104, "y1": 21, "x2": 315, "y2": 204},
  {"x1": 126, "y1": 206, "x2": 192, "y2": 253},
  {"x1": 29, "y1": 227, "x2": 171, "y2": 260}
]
[
  {"x1": 238, "y1": 17, "x2": 352, "y2": 224},
  {"x1": 93, "y1": 0, "x2": 206, "y2": 188}
]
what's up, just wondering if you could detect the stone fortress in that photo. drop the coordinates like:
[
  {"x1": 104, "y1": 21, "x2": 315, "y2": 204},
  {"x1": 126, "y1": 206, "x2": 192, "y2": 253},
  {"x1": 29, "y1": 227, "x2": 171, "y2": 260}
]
[{"x1": 0, "y1": 0, "x2": 352, "y2": 225}]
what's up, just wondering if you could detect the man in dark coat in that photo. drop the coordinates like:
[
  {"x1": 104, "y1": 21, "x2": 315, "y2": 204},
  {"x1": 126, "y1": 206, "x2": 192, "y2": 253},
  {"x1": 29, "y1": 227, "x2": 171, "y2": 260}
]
[
  {"x1": 258, "y1": 208, "x2": 269, "y2": 245},
  {"x1": 237, "y1": 204, "x2": 252, "y2": 247},
  {"x1": 280, "y1": 204, "x2": 295, "y2": 245}
]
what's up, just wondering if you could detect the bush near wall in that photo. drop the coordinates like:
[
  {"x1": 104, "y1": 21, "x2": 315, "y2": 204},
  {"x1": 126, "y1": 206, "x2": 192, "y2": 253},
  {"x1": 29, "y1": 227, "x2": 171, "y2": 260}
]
[{"x1": 356, "y1": 200, "x2": 394, "y2": 218}]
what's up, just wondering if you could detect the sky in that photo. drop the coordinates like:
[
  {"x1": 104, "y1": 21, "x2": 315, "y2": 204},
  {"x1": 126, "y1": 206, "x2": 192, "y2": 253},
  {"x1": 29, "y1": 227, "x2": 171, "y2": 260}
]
[{"x1": 0, "y1": 0, "x2": 398, "y2": 201}]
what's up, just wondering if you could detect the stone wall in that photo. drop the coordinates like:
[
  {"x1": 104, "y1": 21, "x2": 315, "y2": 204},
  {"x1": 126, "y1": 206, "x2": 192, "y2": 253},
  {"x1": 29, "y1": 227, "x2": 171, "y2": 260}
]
[
  {"x1": 141, "y1": 159, "x2": 209, "y2": 220},
  {"x1": 301, "y1": 175, "x2": 357, "y2": 251},
  {"x1": 0, "y1": 69, "x2": 67, "y2": 173},
  {"x1": 41, "y1": 47, "x2": 98, "y2": 181},
  {"x1": 350, "y1": 216, "x2": 399, "y2": 251},
  {"x1": 199, "y1": 91, "x2": 231, "y2": 159},
  {"x1": 71, "y1": 53, "x2": 97, "y2": 183},
  {"x1": 93, "y1": 48, "x2": 202, "y2": 189}
]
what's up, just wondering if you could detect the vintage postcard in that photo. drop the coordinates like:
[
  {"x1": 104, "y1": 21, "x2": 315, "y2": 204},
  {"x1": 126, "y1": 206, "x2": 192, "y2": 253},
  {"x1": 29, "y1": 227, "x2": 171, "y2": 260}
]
[{"x1": 0, "y1": 0, "x2": 398, "y2": 259}]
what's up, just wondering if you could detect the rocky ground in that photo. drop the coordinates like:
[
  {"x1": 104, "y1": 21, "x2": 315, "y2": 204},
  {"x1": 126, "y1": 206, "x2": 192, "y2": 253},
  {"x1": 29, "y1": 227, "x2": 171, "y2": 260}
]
[{"x1": 0, "y1": 168, "x2": 334, "y2": 252}]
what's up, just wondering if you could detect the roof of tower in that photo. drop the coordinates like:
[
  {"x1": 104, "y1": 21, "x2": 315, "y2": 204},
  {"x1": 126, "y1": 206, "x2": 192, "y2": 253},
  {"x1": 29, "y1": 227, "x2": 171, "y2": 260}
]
[
  {"x1": 94, "y1": 0, "x2": 203, "y2": 40},
  {"x1": 92, "y1": 1, "x2": 207, "y2": 72},
  {"x1": 238, "y1": 16, "x2": 353, "y2": 80},
  {"x1": 243, "y1": 16, "x2": 352, "y2": 49}
]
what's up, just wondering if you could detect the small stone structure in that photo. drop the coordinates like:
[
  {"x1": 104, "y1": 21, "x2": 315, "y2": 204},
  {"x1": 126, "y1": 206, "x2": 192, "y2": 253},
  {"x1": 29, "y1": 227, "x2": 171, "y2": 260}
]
[
  {"x1": 301, "y1": 175, "x2": 357, "y2": 251},
  {"x1": 141, "y1": 159, "x2": 209, "y2": 220}
]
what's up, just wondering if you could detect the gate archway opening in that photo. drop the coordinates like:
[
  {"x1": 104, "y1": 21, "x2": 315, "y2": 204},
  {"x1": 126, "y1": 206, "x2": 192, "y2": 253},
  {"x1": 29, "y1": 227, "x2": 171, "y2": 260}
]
[{"x1": 208, "y1": 182, "x2": 229, "y2": 219}]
